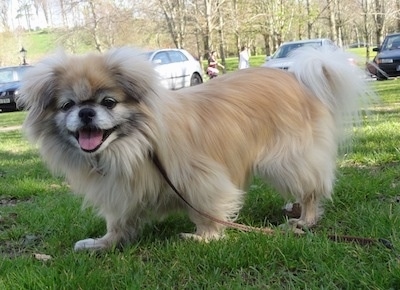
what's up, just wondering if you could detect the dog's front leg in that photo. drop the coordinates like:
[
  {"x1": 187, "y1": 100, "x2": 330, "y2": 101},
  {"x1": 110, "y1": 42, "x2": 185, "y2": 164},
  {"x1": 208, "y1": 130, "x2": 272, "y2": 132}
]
[{"x1": 74, "y1": 216, "x2": 138, "y2": 251}]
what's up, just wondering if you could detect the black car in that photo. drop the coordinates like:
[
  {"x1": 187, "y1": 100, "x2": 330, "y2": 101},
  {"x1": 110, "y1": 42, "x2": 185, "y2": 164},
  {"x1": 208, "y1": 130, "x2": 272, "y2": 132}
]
[
  {"x1": 0, "y1": 65, "x2": 31, "y2": 112},
  {"x1": 371, "y1": 33, "x2": 400, "y2": 80}
]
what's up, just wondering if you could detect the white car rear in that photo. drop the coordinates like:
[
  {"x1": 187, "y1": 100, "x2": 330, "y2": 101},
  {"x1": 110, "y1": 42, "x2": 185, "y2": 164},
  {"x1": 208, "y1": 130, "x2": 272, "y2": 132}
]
[{"x1": 146, "y1": 49, "x2": 203, "y2": 90}]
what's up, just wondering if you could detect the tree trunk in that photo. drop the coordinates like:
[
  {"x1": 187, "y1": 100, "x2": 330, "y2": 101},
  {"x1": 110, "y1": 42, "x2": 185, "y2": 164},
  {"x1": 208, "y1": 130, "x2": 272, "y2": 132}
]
[
  {"x1": 361, "y1": 0, "x2": 371, "y2": 61},
  {"x1": 397, "y1": 0, "x2": 400, "y2": 32},
  {"x1": 87, "y1": 0, "x2": 102, "y2": 52},
  {"x1": 306, "y1": 0, "x2": 312, "y2": 38},
  {"x1": 216, "y1": 0, "x2": 226, "y2": 72},
  {"x1": 204, "y1": 0, "x2": 213, "y2": 55},
  {"x1": 373, "y1": 0, "x2": 385, "y2": 45},
  {"x1": 328, "y1": 0, "x2": 338, "y2": 44}
]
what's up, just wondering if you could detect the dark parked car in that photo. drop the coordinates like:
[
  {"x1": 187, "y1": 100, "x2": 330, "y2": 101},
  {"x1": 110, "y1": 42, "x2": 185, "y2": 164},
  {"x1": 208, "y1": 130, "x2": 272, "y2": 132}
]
[
  {"x1": 0, "y1": 65, "x2": 31, "y2": 112},
  {"x1": 370, "y1": 33, "x2": 400, "y2": 80}
]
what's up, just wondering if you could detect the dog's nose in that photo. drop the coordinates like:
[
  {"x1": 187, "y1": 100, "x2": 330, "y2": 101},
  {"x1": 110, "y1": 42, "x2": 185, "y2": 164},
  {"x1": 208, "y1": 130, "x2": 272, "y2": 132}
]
[{"x1": 79, "y1": 108, "x2": 96, "y2": 124}]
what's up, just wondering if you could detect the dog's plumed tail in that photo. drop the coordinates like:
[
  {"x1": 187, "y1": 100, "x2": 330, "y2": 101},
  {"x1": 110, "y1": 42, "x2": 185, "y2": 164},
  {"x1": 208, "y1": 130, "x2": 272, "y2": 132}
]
[{"x1": 289, "y1": 47, "x2": 372, "y2": 143}]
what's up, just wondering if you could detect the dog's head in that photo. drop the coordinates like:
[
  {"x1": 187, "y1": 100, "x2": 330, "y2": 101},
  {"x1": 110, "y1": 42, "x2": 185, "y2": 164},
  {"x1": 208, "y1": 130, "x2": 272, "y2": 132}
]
[{"x1": 18, "y1": 47, "x2": 160, "y2": 155}]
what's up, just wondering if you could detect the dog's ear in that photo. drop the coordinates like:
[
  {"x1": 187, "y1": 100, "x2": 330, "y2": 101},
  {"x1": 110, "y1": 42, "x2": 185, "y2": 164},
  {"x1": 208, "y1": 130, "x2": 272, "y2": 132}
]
[
  {"x1": 18, "y1": 51, "x2": 67, "y2": 119},
  {"x1": 104, "y1": 47, "x2": 159, "y2": 103}
]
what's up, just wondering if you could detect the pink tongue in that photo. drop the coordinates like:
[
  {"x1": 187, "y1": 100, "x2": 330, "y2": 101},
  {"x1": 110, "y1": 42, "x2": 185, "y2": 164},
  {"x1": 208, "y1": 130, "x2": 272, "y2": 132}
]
[{"x1": 78, "y1": 129, "x2": 103, "y2": 151}]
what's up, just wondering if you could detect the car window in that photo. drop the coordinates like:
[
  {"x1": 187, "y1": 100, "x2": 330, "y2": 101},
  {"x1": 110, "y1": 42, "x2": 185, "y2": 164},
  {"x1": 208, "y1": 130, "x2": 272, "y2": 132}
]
[
  {"x1": 0, "y1": 66, "x2": 31, "y2": 83},
  {"x1": 382, "y1": 36, "x2": 400, "y2": 51},
  {"x1": 168, "y1": 51, "x2": 188, "y2": 63},
  {"x1": 272, "y1": 42, "x2": 322, "y2": 59},
  {"x1": 0, "y1": 68, "x2": 15, "y2": 83},
  {"x1": 16, "y1": 67, "x2": 30, "y2": 79},
  {"x1": 152, "y1": 52, "x2": 171, "y2": 65}
]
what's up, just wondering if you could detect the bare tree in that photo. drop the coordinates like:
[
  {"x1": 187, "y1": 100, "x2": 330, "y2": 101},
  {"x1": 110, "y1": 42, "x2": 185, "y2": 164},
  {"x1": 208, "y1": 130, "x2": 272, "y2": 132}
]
[
  {"x1": 158, "y1": 0, "x2": 187, "y2": 49},
  {"x1": 360, "y1": 0, "x2": 373, "y2": 61},
  {"x1": 86, "y1": 0, "x2": 103, "y2": 51},
  {"x1": 3, "y1": 0, "x2": 400, "y2": 66},
  {"x1": 253, "y1": 0, "x2": 298, "y2": 54},
  {"x1": 327, "y1": 0, "x2": 338, "y2": 44},
  {"x1": 0, "y1": 0, "x2": 10, "y2": 31},
  {"x1": 397, "y1": 0, "x2": 400, "y2": 31},
  {"x1": 203, "y1": 0, "x2": 215, "y2": 54},
  {"x1": 216, "y1": 0, "x2": 226, "y2": 69},
  {"x1": 16, "y1": 0, "x2": 33, "y2": 30},
  {"x1": 373, "y1": 0, "x2": 386, "y2": 45},
  {"x1": 58, "y1": 0, "x2": 140, "y2": 52},
  {"x1": 306, "y1": 0, "x2": 313, "y2": 38},
  {"x1": 59, "y1": 0, "x2": 67, "y2": 27},
  {"x1": 33, "y1": 0, "x2": 50, "y2": 27}
]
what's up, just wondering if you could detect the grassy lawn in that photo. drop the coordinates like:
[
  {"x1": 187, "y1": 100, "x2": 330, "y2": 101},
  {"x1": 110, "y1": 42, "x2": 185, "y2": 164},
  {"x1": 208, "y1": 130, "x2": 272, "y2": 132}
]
[
  {"x1": 0, "y1": 78, "x2": 399, "y2": 288},
  {"x1": 0, "y1": 111, "x2": 26, "y2": 128}
]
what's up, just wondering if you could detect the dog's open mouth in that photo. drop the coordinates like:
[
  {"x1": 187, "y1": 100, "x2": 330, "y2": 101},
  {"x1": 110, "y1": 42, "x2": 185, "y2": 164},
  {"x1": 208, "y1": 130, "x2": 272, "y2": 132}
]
[{"x1": 76, "y1": 127, "x2": 115, "y2": 152}]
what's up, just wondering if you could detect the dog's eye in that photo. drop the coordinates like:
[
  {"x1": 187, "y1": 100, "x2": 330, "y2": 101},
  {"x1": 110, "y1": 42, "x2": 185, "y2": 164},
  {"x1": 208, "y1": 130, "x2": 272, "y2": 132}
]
[
  {"x1": 61, "y1": 101, "x2": 75, "y2": 112},
  {"x1": 101, "y1": 97, "x2": 117, "y2": 109}
]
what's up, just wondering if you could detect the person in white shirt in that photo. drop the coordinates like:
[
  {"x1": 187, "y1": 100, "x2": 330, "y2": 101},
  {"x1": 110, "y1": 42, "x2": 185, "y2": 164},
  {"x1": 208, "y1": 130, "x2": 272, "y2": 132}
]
[{"x1": 238, "y1": 46, "x2": 250, "y2": 69}]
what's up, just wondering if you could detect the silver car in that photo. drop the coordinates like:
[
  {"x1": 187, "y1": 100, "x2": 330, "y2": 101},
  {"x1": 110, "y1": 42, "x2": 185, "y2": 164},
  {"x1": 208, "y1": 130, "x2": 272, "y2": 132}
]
[
  {"x1": 146, "y1": 49, "x2": 203, "y2": 90},
  {"x1": 262, "y1": 38, "x2": 337, "y2": 70}
]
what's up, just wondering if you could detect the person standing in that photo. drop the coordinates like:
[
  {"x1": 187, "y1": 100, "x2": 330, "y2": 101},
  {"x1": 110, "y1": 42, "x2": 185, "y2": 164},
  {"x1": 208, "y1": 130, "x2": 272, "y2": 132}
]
[{"x1": 238, "y1": 46, "x2": 250, "y2": 69}]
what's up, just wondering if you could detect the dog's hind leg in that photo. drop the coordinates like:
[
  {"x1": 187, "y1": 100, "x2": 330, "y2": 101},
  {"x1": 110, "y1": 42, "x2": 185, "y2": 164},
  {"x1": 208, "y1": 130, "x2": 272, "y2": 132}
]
[
  {"x1": 288, "y1": 191, "x2": 324, "y2": 228},
  {"x1": 257, "y1": 132, "x2": 337, "y2": 229},
  {"x1": 262, "y1": 163, "x2": 334, "y2": 229},
  {"x1": 180, "y1": 174, "x2": 244, "y2": 242}
]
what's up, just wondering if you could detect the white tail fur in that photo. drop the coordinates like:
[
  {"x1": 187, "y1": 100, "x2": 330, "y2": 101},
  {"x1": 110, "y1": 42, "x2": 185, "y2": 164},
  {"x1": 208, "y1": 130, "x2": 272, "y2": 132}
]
[{"x1": 288, "y1": 47, "x2": 373, "y2": 143}]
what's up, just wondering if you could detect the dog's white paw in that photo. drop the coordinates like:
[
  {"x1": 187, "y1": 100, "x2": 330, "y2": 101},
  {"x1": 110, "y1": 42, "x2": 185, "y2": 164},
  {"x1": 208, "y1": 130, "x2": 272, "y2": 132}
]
[
  {"x1": 74, "y1": 238, "x2": 104, "y2": 251},
  {"x1": 180, "y1": 233, "x2": 208, "y2": 242},
  {"x1": 179, "y1": 232, "x2": 225, "y2": 242}
]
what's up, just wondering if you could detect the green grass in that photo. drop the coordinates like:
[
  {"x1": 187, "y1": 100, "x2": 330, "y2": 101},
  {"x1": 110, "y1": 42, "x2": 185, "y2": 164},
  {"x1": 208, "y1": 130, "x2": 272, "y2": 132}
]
[
  {"x1": 1, "y1": 80, "x2": 400, "y2": 289},
  {"x1": 202, "y1": 55, "x2": 266, "y2": 74},
  {"x1": 0, "y1": 111, "x2": 26, "y2": 127}
]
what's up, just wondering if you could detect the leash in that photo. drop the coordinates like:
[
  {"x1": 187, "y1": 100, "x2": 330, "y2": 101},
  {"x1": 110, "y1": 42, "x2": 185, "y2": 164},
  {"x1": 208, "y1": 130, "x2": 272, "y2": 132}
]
[
  {"x1": 151, "y1": 152, "x2": 396, "y2": 250},
  {"x1": 151, "y1": 152, "x2": 274, "y2": 234}
]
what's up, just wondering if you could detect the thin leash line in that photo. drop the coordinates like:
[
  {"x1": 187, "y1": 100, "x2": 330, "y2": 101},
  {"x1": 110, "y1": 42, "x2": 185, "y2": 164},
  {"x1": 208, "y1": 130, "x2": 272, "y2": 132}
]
[
  {"x1": 151, "y1": 152, "x2": 396, "y2": 249},
  {"x1": 151, "y1": 153, "x2": 274, "y2": 234}
]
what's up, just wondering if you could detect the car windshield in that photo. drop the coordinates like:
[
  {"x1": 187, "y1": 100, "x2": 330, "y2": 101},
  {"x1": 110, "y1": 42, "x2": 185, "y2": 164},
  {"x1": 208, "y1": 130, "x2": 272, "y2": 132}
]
[
  {"x1": 381, "y1": 35, "x2": 400, "y2": 51},
  {"x1": 271, "y1": 41, "x2": 322, "y2": 59},
  {"x1": 0, "y1": 67, "x2": 29, "y2": 84}
]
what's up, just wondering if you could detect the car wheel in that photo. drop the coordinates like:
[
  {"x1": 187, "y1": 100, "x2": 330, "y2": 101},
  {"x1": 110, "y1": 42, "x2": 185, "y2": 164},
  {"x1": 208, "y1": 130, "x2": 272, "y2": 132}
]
[{"x1": 190, "y1": 73, "x2": 203, "y2": 86}]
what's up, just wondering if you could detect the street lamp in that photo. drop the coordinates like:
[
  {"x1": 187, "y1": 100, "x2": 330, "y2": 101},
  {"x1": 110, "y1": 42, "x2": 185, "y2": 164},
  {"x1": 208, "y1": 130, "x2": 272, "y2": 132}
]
[{"x1": 19, "y1": 47, "x2": 27, "y2": 65}]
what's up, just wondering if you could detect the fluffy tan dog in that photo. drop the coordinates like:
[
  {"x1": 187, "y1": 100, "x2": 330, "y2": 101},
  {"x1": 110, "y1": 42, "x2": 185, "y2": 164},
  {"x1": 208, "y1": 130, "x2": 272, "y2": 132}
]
[{"x1": 18, "y1": 47, "x2": 369, "y2": 250}]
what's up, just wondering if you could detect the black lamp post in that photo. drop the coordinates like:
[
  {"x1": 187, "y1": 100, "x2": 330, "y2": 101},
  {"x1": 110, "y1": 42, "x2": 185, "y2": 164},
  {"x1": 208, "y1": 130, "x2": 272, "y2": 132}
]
[{"x1": 19, "y1": 47, "x2": 27, "y2": 65}]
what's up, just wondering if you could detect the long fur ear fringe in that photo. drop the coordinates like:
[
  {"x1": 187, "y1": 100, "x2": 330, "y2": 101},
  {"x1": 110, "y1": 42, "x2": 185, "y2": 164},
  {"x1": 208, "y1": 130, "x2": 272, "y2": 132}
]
[
  {"x1": 104, "y1": 47, "x2": 161, "y2": 105},
  {"x1": 17, "y1": 50, "x2": 73, "y2": 146},
  {"x1": 17, "y1": 50, "x2": 69, "y2": 120}
]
